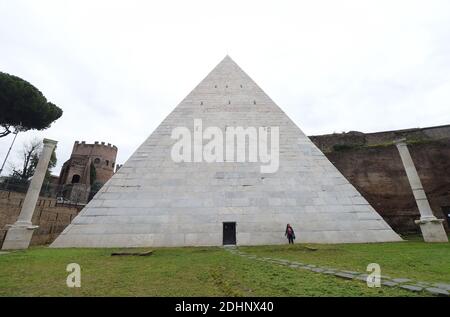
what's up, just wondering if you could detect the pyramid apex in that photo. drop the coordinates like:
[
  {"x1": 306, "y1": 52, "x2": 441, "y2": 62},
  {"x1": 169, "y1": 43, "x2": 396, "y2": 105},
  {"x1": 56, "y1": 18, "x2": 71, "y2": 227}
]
[
  {"x1": 216, "y1": 55, "x2": 243, "y2": 70},
  {"x1": 204, "y1": 55, "x2": 247, "y2": 81},
  {"x1": 222, "y1": 54, "x2": 234, "y2": 62}
]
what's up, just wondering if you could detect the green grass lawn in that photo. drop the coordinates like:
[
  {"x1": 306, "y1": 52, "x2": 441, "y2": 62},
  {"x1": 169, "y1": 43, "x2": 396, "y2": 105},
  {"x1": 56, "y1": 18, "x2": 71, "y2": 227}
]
[
  {"x1": 0, "y1": 237, "x2": 448, "y2": 297},
  {"x1": 241, "y1": 235, "x2": 450, "y2": 284}
]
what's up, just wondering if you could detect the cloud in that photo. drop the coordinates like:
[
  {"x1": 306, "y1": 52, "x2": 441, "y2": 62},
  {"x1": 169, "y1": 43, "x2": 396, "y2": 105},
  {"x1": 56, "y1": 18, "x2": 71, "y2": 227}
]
[{"x1": 1, "y1": 0, "x2": 449, "y2": 175}]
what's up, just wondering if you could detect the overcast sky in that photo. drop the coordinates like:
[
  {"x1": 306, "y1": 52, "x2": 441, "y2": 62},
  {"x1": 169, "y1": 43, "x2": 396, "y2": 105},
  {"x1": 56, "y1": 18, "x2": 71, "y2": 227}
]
[{"x1": 1, "y1": 0, "x2": 449, "y2": 176}]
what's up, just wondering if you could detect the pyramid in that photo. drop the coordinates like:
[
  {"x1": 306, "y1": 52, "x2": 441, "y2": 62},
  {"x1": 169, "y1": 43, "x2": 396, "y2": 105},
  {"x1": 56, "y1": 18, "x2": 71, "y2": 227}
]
[{"x1": 51, "y1": 56, "x2": 401, "y2": 248}]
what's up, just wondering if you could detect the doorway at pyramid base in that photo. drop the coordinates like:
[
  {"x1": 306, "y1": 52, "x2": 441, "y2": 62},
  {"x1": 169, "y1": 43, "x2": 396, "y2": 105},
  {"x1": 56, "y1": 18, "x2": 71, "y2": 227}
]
[{"x1": 50, "y1": 223, "x2": 402, "y2": 248}]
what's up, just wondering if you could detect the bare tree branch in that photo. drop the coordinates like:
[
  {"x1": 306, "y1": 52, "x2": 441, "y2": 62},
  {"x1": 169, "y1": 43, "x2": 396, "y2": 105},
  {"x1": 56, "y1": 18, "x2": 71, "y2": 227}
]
[{"x1": 0, "y1": 125, "x2": 12, "y2": 138}]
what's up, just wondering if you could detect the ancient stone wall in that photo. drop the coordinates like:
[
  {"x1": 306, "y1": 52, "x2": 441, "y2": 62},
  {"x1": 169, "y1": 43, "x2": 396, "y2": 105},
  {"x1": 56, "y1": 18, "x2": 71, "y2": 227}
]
[
  {"x1": 313, "y1": 139, "x2": 450, "y2": 234},
  {"x1": 310, "y1": 124, "x2": 450, "y2": 153},
  {"x1": 0, "y1": 191, "x2": 83, "y2": 246}
]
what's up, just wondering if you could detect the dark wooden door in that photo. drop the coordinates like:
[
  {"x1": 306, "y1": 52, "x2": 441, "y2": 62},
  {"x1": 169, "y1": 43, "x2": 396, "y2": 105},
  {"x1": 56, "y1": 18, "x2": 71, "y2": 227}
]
[{"x1": 223, "y1": 222, "x2": 236, "y2": 245}]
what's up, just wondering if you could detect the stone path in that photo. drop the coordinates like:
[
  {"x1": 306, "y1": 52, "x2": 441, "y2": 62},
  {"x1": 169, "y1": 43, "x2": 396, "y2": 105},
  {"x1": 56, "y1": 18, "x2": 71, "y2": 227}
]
[{"x1": 226, "y1": 248, "x2": 450, "y2": 297}]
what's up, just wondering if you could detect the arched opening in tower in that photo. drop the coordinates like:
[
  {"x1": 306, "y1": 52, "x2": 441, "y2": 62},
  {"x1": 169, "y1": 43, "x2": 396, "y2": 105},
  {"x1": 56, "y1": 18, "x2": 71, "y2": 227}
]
[{"x1": 71, "y1": 174, "x2": 81, "y2": 184}]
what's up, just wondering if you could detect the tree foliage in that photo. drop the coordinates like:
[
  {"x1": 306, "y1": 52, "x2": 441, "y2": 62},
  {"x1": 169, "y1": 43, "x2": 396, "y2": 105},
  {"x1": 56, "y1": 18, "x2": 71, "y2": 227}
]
[
  {"x1": 90, "y1": 161, "x2": 97, "y2": 185},
  {"x1": 88, "y1": 181, "x2": 104, "y2": 202},
  {"x1": 0, "y1": 72, "x2": 63, "y2": 138}
]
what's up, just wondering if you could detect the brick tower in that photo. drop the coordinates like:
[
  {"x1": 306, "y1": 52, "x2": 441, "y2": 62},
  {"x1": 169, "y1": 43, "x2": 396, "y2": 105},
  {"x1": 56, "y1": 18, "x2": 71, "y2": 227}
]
[{"x1": 58, "y1": 141, "x2": 118, "y2": 203}]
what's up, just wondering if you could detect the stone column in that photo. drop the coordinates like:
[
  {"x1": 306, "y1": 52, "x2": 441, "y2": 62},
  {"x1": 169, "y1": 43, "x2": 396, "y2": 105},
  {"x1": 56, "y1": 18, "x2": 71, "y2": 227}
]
[
  {"x1": 394, "y1": 138, "x2": 448, "y2": 242},
  {"x1": 1, "y1": 139, "x2": 58, "y2": 250}
]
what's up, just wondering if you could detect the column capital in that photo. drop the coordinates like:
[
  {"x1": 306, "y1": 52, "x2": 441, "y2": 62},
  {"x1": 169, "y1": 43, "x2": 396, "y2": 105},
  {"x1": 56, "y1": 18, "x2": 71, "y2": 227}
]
[
  {"x1": 393, "y1": 138, "x2": 406, "y2": 146},
  {"x1": 43, "y1": 138, "x2": 58, "y2": 146}
]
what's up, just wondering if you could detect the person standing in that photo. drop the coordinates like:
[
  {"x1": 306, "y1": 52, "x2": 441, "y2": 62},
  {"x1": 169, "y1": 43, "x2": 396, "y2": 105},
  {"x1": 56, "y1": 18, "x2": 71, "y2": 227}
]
[{"x1": 285, "y1": 224, "x2": 295, "y2": 244}]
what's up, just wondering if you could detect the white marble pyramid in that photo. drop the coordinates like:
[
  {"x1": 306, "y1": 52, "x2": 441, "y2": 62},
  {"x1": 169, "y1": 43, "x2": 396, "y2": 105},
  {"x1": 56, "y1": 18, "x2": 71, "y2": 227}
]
[{"x1": 51, "y1": 56, "x2": 401, "y2": 248}]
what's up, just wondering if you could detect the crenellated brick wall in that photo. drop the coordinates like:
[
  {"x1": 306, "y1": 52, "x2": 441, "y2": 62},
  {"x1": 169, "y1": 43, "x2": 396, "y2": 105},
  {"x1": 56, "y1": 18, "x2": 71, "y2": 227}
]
[
  {"x1": 309, "y1": 124, "x2": 450, "y2": 153},
  {"x1": 310, "y1": 138, "x2": 450, "y2": 234}
]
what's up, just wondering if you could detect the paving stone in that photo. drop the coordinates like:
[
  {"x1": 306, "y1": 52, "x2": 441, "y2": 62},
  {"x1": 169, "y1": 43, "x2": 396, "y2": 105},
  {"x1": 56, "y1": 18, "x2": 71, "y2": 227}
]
[
  {"x1": 415, "y1": 281, "x2": 432, "y2": 287},
  {"x1": 381, "y1": 280, "x2": 398, "y2": 287},
  {"x1": 425, "y1": 287, "x2": 449, "y2": 297},
  {"x1": 400, "y1": 284, "x2": 423, "y2": 292},
  {"x1": 290, "y1": 262, "x2": 304, "y2": 266},
  {"x1": 342, "y1": 270, "x2": 360, "y2": 275},
  {"x1": 334, "y1": 272, "x2": 355, "y2": 280},
  {"x1": 354, "y1": 274, "x2": 369, "y2": 282},
  {"x1": 289, "y1": 264, "x2": 299, "y2": 268},
  {"x1": 0, "y1": 251, "x2": 9, "y2": 255},
  {"x1": 323, "y1": 270, "x2": 337, "y2": 275},
  {"x1": 392, "y1": 278, "x2": 412, "y2": 283},
  {"x1": 311, "y1": 268, "x2": 325, "y2": 273},
  {"x1": 432, "y1": 283, "x2": 450, "y2": 291}
]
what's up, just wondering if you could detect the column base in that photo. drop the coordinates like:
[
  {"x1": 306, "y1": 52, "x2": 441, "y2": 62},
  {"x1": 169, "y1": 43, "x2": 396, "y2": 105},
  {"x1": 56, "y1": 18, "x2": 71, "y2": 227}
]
[
  {"x1": 1, "y1": 223, "x2": 39, "y2": 250},
  {"x1": 415, "y1": 218, "x2": 448, "y2": 243}
]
